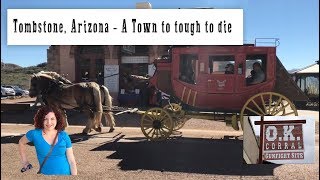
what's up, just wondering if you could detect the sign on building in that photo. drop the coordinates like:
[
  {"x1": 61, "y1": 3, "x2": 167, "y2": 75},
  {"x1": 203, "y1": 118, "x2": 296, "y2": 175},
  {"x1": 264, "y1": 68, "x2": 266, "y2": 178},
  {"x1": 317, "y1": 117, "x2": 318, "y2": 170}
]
[
  {"x1": 121, "y1": 56, "x2": 148, "y2": 64},
  {"x1": 122, "y1": 45, "x2": 135, "y2": 54},
  {"x1": 104, "y1": 65, "x2": 119, "y2": 93}
]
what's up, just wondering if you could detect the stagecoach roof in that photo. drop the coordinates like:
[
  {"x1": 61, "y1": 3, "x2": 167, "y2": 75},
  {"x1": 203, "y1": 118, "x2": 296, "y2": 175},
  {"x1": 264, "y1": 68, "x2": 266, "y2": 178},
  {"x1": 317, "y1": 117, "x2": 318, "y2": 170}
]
[{"x1": 292, "y1": 63, "x2": 319, "y2": 74}]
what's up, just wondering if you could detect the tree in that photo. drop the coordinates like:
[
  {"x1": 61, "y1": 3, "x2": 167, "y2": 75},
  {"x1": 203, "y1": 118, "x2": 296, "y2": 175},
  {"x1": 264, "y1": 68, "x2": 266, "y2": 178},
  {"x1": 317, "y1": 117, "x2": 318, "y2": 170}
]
[{"x1": 36, "y1": 62, "x2": 47, "y2": 67}]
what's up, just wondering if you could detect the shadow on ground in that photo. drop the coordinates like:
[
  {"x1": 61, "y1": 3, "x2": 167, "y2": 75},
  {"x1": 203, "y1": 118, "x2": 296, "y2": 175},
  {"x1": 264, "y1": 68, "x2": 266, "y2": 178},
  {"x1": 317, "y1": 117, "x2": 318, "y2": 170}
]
[
  {"x1": 1, "y1": 135, "x2": 23, "y2": 144},
  {"x1": 1, "y1": 132, "x2": 280, "y2": 176},
  {"x1": 1, "y1": 109, "x2": 141, "y2": 127},
  {"x1": 91, "y1": 135, "x2": 280, "y2": 176},
  {"x1": 0, "y1": 132, "x2": 114, "y2": 145},
  {"x1": 1, "y1": 135, "x2": 34, "y2": 146}
]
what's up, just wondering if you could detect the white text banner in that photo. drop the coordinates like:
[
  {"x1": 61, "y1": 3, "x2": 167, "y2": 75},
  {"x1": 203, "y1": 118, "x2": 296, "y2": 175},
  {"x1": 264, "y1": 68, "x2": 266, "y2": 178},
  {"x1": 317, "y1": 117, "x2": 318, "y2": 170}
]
[{"x1": 7, "y1": 9, "x2": 243, "y2": 45}]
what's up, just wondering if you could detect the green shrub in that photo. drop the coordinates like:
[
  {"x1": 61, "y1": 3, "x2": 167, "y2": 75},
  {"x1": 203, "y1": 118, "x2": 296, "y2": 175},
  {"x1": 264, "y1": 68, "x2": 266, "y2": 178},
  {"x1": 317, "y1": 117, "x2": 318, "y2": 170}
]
[{"x1": 1, "y1": 64, "x2": 47, "y2": 89}]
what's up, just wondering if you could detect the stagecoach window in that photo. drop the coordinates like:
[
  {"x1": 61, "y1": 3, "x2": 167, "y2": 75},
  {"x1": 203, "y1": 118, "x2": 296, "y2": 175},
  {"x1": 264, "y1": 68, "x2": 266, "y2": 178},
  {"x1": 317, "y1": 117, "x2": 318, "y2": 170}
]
[
  {"x1": 208, "y1": 55, "x2": 235, "y2": 74},
  {"x1": 245, "y1": 54, "x2": 267, "y2": 85},
  {"x1": 179, "y1": 54, "x2": 198, "y2": 84}
]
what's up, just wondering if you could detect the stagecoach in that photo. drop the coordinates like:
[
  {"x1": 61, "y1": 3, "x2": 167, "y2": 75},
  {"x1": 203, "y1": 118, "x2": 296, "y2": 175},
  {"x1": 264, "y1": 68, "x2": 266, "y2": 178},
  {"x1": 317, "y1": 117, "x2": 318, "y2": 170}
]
[
  {"x1": 131, "y1": 40, "x2": 308, "y2": 141},
  {"x1": 29, "y1": 40, "x2": 308, "y2": 139}
]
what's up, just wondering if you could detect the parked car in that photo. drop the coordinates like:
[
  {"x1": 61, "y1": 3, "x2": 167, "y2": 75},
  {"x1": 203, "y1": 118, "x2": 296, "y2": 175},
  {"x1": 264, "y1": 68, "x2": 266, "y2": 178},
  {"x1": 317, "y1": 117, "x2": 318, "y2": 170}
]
[
  {"x1": 1, "y1": 86, "x2": 5, "y2": 96},
  {"x1": 2, "y1": 85, "x2": 29, "y2": 96},
  {"x1": 1, "y1": 86, "x2": 16, "y2": 96}
]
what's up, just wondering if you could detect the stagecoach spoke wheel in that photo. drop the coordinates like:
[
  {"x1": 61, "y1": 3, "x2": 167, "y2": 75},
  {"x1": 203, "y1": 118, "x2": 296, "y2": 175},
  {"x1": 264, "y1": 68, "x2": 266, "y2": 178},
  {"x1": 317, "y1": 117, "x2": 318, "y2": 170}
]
[
  {"x1": 240, "y1": 92, "x2": 298, "y2": 129},
  {"x1": 163, "y1": 103, "x2": 186, "y2": 131},
  {"x1": 141, "y1": 107, "x2": 173, "y2": 141}
]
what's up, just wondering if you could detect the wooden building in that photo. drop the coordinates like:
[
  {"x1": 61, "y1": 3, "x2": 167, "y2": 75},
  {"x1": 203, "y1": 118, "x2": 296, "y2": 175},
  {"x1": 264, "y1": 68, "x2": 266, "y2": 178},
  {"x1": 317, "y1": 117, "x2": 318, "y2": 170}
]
[{"x1": 291, "y1": 61, "x2": 319, "y2": 106}]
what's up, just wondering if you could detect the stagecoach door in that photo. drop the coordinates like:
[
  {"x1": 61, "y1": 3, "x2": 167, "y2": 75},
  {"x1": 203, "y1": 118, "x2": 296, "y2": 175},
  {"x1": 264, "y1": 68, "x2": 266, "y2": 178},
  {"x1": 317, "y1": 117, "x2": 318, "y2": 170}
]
[{"x1": 207, "y1": 55, "x2": 235, "y2": 93}]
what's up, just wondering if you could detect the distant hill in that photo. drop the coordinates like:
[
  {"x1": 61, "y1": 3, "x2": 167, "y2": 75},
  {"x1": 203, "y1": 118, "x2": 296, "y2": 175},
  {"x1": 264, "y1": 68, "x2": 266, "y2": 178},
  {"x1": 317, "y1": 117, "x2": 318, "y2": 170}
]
[
  {"x1": 1, "y1": 62, "x2": 22, "y2": 70},
  {"x1": 1, "y1": 62, "x2": 47, "y2": 89},
  {"x1": 288, "y1": 68, "x2": 299, "y2": 74}
]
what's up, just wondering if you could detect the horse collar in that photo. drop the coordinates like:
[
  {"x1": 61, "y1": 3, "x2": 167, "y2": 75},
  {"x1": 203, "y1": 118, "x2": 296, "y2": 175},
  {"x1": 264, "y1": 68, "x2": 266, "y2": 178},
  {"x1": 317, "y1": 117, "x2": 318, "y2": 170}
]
[{"x1": 41, "y1": 81, "x2": 56, "y2": 95}]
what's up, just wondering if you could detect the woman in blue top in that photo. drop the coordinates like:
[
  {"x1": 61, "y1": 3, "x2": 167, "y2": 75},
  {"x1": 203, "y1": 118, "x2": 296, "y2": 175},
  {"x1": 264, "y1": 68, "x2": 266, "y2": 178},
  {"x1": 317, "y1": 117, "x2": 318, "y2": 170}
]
[{"x1": 19, "y1": 106, "x2": 77, "y2": 175}]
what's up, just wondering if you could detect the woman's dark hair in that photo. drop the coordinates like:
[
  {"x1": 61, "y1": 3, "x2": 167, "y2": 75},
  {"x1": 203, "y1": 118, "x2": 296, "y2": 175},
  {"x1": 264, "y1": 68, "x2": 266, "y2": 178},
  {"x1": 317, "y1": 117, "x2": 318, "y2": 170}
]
[
  {"x1": 253, "y1": 62, "x2": 262, "y2": 68},
  {"x1": 33, "y1": 106, "x2": 65, "y2": 131}
]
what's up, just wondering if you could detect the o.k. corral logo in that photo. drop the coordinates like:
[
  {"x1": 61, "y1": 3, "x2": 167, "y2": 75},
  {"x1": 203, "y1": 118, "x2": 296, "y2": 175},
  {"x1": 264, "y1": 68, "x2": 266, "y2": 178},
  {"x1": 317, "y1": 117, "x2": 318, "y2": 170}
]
[
  {"x1": 254, "y1": 118, "x2": 306, "y2": 163},
  {"x1": 216, "y1": 80, "x2": 226, "y2": 90},
  {"x1": 264, "y1": 124, "x2": 304, "y2": 160}
]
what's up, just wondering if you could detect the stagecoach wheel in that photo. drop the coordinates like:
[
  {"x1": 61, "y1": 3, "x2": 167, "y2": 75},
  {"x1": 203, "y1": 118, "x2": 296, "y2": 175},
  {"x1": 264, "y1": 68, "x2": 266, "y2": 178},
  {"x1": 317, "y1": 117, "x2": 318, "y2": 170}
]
[
  {"x1": 172, "y1": 117, "x2": 187, "y2": 131},
  {"x1": 164, "y1": 103, "x2": 182, "y2": 112},
  {"x1": 163, "y1": 103, "x2": 186, "y2": 131},
  {"x1": 141, "y1": 107, "x2": 173, "y2": 141},
  {"x1": 240, "y1": 92, "x2": 298, "y2": 129}
]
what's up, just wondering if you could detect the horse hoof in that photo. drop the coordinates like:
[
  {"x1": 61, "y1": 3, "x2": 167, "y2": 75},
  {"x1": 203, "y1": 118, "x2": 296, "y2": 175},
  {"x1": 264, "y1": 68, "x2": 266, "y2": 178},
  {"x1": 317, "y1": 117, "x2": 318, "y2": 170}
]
[
  {"x1": 81, "y1": 131, "x2": 89, "y2": 135},
  {"x1": 108, "y1": 128, "x2": 115, "y2": 133},
  {"x1": 95, "y1": 127, "x2": 102, "y2": 132},
  {"x1": 82, "y1": 129, "x2": 91, "y2": 135}
]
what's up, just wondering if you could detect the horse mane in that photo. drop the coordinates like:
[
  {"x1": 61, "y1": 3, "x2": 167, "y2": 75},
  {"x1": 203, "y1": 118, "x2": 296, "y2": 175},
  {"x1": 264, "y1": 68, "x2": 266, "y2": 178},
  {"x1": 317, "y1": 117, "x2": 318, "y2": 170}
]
[
  {"x1": 32, "y1": 71, "x2": 56, "y2": 81},
  {"x1": 35, "y1": 71, "x2": 72, "y2": 84}
]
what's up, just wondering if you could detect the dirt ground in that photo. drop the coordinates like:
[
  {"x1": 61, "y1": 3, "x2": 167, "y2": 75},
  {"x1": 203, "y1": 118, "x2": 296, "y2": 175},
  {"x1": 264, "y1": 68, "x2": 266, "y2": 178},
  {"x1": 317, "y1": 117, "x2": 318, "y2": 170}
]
[
  {"x1": 1, "y1": 97, "x2": 319, "y2": 179},
  {"x1": 1, "y1": 123, "x2": 319, "y2": 180},
  {"x1": 1, "y1": 96, "x2": 36, "y2": 103}
]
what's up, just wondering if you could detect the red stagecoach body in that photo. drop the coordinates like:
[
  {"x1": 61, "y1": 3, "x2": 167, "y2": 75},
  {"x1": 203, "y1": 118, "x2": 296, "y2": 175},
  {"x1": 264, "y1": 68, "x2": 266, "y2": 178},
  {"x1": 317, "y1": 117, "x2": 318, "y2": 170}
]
[{"x1": 148, "y1": 45, "x2": 307, "y2": 112}]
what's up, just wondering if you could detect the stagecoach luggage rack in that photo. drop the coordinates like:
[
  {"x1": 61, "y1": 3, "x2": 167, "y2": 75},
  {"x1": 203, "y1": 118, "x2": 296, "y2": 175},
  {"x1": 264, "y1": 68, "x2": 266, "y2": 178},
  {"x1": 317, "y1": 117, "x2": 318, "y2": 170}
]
[{"x1": 254, "y1": 38, "x2": 280, "y2": 47}]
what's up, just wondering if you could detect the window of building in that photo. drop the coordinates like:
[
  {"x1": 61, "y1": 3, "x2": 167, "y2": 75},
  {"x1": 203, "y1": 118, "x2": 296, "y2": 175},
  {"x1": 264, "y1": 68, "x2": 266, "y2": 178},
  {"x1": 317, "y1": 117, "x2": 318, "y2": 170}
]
[
  {"x1": 297, "y1": 75, "x2": 319, "y2": 97},
  {"x1": 79, "y1": 46, "x2": 104, "y2": 54},
  {"x1": 122, "y1": 46, "x2": 148, "y2": 56},
  {"x1": 179, "y1": 54, "x2": 198, "y2": 84},
  {"x1": 79, "y1": 59, "x2": 90, "y2": 82},
  {"x1": 96, "y1": 59, "x2": 104, "y2": 85},
  {"x1": 208, "y1": 55, "x2": 235, "y2": 74},
  {"x1": 119, "y1": 63, "x2": 148, "y2": 94}
]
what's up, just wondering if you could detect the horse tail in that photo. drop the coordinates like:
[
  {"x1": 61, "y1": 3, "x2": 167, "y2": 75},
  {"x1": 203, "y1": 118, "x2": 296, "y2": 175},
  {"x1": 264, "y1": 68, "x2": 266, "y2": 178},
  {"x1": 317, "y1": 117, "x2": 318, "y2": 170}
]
[
  {"x1": 100, "y1": 85, "x2": 112, "y2": 111},
  {"x1": 100, "y1": 85, "x2": 116, "y2": 130}
]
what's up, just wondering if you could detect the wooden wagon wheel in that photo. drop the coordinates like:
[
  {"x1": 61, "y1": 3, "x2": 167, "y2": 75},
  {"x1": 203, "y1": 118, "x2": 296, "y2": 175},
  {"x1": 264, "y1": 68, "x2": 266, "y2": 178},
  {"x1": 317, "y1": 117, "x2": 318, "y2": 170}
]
[
  {"x1": 141, "y1": 107, "x2": 173, "y2": 141},
  {"x1": 163, "y1": 103, "x2": 186, "y2": 131},
  {"x1": 240, "y1": 92, "x2": 298, "y2": 129}
]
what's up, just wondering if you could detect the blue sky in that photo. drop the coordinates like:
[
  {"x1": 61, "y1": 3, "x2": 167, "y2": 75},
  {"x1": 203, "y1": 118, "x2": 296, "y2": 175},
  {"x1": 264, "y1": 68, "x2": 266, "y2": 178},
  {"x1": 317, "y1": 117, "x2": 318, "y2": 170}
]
[{"x1": 1, "y1": 0, "x2": 319, "y2": 70}]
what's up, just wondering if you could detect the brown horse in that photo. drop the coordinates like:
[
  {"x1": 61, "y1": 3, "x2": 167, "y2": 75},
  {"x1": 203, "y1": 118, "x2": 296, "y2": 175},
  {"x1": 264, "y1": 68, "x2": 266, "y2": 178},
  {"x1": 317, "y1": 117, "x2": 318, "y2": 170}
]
[
  {"x1": 29, "y1": 72, "x2": 115, "y2": 134},
  {"x1": 41, "y1": 71, "x2": 116, "y2": 132}
]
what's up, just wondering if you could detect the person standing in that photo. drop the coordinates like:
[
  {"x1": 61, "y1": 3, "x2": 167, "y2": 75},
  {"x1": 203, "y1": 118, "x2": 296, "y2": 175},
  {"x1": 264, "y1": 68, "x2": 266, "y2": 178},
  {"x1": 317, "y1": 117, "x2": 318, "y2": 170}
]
[{"x1": 19, "y1": 106, "x2": 77, "y2": 175}]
